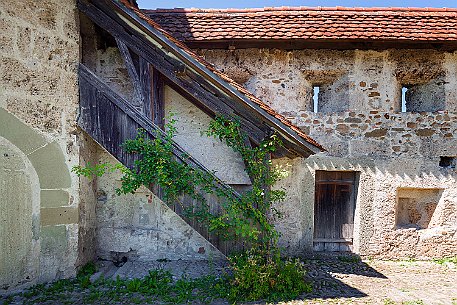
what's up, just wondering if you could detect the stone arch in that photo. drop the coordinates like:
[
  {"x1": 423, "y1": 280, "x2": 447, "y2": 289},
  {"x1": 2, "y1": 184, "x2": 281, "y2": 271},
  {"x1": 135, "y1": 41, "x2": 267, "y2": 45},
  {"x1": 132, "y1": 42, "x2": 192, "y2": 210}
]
[
  {"x1": 0, "y1": 108, "x2": 73, "y2": 290},
  {"x1": 0, "y1": 136, "x2": 40, "y2": 290}
]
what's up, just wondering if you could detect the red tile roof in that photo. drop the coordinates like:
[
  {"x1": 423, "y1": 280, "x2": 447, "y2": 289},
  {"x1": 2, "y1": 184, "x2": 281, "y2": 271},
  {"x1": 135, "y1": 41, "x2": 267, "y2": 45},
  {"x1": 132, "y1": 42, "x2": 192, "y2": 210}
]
[
  {"x1": 118, "y1": 0, "x2": 324, "y2": 152},
  {"x1": 143, "y1": 7, "x2": 457, "y2": 42}
]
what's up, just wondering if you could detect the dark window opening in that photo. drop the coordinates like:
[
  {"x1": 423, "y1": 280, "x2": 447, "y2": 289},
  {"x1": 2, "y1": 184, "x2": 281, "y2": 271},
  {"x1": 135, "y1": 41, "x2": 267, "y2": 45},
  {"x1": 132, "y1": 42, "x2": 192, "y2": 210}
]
[
  {"x1": 398, "y1": 78, "x2": 445, "y2": 112},
  {"x1": 439, "y1": 156, "x2": 456, "y2": 169}
]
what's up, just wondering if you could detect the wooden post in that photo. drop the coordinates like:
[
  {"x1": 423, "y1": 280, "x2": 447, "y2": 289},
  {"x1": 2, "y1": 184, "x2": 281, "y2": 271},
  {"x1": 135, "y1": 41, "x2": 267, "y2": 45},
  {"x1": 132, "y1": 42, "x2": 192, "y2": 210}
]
[
  {"x1": 152, "y1": 67, "x2": 165, "y2": 129},
  {"x1": 139, "y1": 57, "x2": 152, "y2": 118}
]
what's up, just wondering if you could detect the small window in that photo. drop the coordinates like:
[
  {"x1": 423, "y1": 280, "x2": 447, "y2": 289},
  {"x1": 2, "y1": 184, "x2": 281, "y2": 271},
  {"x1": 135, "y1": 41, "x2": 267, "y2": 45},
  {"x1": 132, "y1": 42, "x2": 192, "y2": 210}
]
[
  {"x1": 313, "y1": 86, "x2": 320, "y2": 113},
  {"x1": 398, "y1": 79, "x2": 445, "y2": 112},
  {"x1": 401, "y1": 86, "x2": 408, "y2": 112},
  {"x1": 396, "y1": 188, "x2": 442, "y2": 230},
  {"x1": 439, "y1": 156, "x2": 456, "y2": 169}
]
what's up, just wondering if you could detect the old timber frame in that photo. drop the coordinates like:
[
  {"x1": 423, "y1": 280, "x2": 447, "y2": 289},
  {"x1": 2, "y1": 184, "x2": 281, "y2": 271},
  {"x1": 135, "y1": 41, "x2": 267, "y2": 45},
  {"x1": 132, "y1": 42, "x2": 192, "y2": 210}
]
[{"x1": 77, "y1": 0, "x2": 323, "y2": 255}]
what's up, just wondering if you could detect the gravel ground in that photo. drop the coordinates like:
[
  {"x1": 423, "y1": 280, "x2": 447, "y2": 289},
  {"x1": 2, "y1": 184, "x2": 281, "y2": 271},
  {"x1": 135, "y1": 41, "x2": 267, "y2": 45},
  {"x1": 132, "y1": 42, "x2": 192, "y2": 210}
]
[{"x1": 2, "y1": 255, "x2": 456, "y2": 305}]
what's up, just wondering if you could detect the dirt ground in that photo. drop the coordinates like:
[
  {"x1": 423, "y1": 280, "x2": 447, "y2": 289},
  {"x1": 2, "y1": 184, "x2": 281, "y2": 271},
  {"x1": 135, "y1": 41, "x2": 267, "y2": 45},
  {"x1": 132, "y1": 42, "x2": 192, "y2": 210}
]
[{"x1": 1, "y1": 256, "x2": 456, "y2": 305}]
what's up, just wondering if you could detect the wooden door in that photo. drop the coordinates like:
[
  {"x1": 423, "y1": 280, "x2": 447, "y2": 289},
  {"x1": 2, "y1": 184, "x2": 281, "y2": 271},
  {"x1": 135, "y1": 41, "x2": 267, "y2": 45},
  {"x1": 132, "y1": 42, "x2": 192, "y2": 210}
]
[{"x1": 313, "y1": 171, "x2": 357, "y2": 252}]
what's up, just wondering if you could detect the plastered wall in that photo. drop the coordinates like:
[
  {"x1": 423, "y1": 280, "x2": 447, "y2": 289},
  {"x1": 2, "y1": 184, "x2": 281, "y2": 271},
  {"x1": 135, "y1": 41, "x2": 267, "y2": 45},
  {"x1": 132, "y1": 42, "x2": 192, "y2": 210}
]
[
  {"x1": 0, "y1": 0, "x2": 94, "y2": 292},
  {"x1": 199, "y1": 48, "x2": 457, "y2": 259},
  {"x1": 84, "y1": 39, "x2": 236, "y2": 261}
]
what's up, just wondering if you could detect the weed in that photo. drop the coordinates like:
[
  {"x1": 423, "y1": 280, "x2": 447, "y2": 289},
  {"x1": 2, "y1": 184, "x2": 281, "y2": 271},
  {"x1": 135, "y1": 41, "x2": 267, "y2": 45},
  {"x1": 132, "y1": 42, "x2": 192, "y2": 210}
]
[
  {"x1": 402, "y1": 300, "x2": 425, "y2": 305},
  {"x1": 226, "y1": 249, "x2": 312, "y2": 303},
  {"x1": 433, "y1": 256, "x2": 457, "y2": 265},
  {"x1": 1, "y1": 295, "x2": 14, "y2": 305},
  {"x1": 78, "y1": 275, "x2": 92, "y2": 289},
  {"x1": 77, "y1": 262, "x2": 97, "y2": 278},
  {"x1": 383, "y1": 298, "x2": 396, "y2": 305},
  {"x1": 126, "y1": 278, "x2": 143, "y2": 292}
]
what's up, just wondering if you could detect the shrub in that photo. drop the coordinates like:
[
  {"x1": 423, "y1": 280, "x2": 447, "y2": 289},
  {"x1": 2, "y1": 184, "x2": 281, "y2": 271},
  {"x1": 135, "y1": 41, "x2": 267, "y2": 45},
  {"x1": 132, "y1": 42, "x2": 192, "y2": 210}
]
[{"x1": 227, "y1": 248, "x2": 311, "y2": 303}]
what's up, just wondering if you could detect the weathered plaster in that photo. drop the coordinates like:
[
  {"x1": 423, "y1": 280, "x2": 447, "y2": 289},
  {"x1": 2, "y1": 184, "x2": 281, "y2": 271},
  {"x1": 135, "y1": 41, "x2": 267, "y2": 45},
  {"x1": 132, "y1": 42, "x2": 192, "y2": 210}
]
[
  {"x1": 164, "y1": 85, "x2": 251, "y2": 185},
  {"x1": 199, "y1": 48, "x2": 457, "y2": 259},
  {"x1": 0, "y1": 0, "x2": 84, "y2": 291},
  {"x1": 95, "y1": 149, "x2": 225, "y2": 262}
]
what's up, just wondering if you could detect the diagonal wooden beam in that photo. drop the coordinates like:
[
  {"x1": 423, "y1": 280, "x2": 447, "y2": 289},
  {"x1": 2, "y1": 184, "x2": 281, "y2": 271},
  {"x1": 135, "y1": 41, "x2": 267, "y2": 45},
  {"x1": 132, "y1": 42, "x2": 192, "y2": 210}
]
[
  {"x1": 139, "y1": 57, "x2": 152, "y2": 118},
  {"x1": 115, "y1": 37, "x2": 144, "y2": 111},
  {"x1": 77, "y1": 0, "x2": 283, "y2": 153},
  {"x1": 78, "y1": 63, "x2": 241, "y2": 199}
]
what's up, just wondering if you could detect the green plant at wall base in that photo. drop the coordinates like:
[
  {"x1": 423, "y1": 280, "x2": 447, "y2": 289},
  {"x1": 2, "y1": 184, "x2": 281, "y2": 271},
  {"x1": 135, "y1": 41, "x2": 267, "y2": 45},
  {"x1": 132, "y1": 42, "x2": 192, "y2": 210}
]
[{"x1": 72, "y1": 114, "x2": 310, "y2": 302}]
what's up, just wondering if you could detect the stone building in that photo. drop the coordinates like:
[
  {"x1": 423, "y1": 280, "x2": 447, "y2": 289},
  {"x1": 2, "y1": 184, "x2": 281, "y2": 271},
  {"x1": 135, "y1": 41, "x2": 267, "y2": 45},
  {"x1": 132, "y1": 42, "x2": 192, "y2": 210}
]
[
  {"x1": 146, "y1": 6, "x2": 457, "y2": 258},
  {"x1": 0, "y1": 0, "x2": 456, "y2": 292}
]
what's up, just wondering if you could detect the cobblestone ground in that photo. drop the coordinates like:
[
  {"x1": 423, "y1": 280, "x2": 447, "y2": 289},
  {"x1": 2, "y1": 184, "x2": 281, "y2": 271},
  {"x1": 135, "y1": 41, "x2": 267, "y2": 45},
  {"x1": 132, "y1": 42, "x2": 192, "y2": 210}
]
[
  {"x1": 1, "y1": 256, "x2": 456, "y2": 305},
  {"x1": 291, "y1": 256, "x2": 457, "y2": 305}
]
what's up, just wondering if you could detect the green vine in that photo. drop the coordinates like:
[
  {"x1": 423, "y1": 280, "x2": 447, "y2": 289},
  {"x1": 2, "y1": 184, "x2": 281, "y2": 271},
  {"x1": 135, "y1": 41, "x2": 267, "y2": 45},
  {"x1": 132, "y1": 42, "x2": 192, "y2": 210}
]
[
  {"x1": 74, "y1": 114, "x2": 287, "y2": 247},
  {"x1": 73, "y1": 114, "x2": 311, "y2": 302}
]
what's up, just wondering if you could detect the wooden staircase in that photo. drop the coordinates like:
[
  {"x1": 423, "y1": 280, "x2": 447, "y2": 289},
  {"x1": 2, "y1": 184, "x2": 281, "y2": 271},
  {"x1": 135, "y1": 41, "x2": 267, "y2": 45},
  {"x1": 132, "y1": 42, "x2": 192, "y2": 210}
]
[
  {"x1": 78, "y1": 64, "x2": 245, "y2": 255},
  {"x1": 77, "y1": 0, "x2": 322, "y2": 256}
]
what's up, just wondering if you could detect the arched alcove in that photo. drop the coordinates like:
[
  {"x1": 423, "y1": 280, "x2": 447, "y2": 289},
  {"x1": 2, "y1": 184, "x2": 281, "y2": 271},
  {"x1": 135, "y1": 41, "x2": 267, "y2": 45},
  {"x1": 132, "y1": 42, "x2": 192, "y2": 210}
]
[
  {"x1": 0, "y1": 136, "x2": 40, "y2": 290},
  {"x1": 0, "y1": 108, "x2": 73, "y2": 291}
]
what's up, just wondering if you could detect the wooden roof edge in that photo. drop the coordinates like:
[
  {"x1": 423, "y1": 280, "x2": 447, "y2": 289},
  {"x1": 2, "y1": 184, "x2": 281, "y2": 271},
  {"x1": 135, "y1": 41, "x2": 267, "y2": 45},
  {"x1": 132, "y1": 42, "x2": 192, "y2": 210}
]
[{"x1": 101, "y1": 0, "x2": 325, "y2": 157}]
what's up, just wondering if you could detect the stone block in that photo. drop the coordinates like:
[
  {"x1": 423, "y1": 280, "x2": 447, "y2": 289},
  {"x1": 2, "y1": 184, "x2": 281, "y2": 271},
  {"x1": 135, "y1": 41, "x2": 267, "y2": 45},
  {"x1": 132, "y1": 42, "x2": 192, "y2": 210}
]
[
  {"x1": 41, "y1": 207, "x2": 78, "y2": 226},
  {"x1": 0, "y1": 108, "x2": 47, "y2": 155},
  {"x1": 365, "y1": 128, "x2": 388, "y2": 138},
  {"x1": 6, "y1": 97, "x2": 62, "y2": 132},
  {"x1": 0, "y1": 34, "x2": 13, "y2": 55},
  {"x1": 0, "y1": 1, "x2": 58, "y2": 31},
  {"x1": 27, "y1": 141, "x2": 71, "y2": 189},
  {"x1": 16, "y1": 25, "x2": 32, "y2": 57},
  {"x1": 40, "y1": 225, "x2": 67, "y2": 252},
  {"x1": 40, "y1": 189, "x2": 69, "y2": 208},
  {"x1": 0, "y1": 57, "x2": 60, "y2": 97}
]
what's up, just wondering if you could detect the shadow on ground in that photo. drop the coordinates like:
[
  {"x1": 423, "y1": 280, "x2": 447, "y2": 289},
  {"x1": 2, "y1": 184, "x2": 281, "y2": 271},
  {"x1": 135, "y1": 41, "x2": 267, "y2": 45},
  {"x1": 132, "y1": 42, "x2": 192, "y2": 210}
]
[{"x1": 298, "y1": 253, "x2": 386, "y2": 300}]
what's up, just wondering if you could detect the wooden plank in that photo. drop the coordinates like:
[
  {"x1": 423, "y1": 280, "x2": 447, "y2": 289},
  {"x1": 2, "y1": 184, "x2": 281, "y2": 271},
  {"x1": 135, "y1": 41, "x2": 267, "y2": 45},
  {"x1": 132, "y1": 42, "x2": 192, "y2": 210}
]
[
  {"x1": 77, "y1": 0, "x2": 268, "y2": 145},
  {"x1": 105, "y1": 0, "x2": 321, "y2": 156},
  {"x1": 139, "y1": 57, "x2": 152, "y2": 118},
  {"x1": 79, "y1": 64, "x2": 239, "y2": 199},
  {"x1": 79, "y1": 64, "x2": 252, "y2": 256},
  {"x1": 313, "y1": 170, "x2": 357, "y2": 250},
  {"x1": 152, "y1": 68, "x2": 165, "y2": 129},
  {"x1": 313, "y1": 238, "x2": 353, "y2": 243}
]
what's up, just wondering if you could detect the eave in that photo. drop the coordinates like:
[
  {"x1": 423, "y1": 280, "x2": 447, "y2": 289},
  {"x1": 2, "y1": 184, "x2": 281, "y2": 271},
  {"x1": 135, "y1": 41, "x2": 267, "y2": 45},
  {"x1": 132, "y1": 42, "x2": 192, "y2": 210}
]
[{"x1": 78, "y1": 0, "x2": 324, "y2": 158}]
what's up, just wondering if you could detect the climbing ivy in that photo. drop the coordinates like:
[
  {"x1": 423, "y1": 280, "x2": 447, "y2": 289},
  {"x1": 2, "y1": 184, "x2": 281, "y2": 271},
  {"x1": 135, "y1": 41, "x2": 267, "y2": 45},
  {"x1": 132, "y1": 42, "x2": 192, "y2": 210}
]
[
  {"x1": 74, "y1": 114, "x2": 287, "y2": 246},
  {"x1": 73, "y1": 114, "x2": 311, "y2": 302}
]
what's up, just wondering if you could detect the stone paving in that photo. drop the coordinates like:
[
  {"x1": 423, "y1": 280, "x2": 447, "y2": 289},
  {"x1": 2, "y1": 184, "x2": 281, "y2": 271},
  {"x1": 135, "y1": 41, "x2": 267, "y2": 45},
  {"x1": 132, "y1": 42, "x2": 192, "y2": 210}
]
[
  {"x1": 92, "y1": 254, "x2": 457, "y2": 305},
  {"x1": 1, "y1": 255, "x2": 456, "y2": 304}
]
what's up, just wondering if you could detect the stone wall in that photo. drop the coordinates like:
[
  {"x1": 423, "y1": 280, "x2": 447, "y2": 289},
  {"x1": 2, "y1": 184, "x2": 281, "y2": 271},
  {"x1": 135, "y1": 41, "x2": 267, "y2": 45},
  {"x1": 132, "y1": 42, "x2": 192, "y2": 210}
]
[
  {"x1": 0, "y1": 0, "x2": 93, "y2": 292},
  {"x1": 198, "y1": 48, "x2": 457, "y2": 259}
]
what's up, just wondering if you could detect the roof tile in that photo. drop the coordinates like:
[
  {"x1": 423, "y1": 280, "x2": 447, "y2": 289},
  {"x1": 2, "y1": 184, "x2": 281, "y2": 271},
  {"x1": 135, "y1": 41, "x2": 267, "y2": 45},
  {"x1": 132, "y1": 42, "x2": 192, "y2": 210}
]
[
  {"x1": 143, "y1": 6, "x2": 457, "y2": 42},
  {"x1": 119, "y1": 0, "x2": 324, "y2": 151}
]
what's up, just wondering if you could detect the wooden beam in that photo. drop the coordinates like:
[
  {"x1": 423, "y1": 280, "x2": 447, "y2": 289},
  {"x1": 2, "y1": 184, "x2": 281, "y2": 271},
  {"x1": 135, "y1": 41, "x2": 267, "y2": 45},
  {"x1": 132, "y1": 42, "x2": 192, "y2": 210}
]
[
  {"x1": 115, "y1": 38, "x2": 144, "y2": 112},
  {"x1": 139, "y1": 57, "x2": 152, "y2": 118},
  {"x1": 106, "y1": 0, "x2": 321, "y2": 156},
  {"x1": 78, "y1": 63, "x2": 240, "y2": 199},
  {"x1": 152, "y1": 68, "x2": 165, "y2": 129},
  {"x1": 78, "y1": 0, "x2": 319, "y2": 157},
  {"x1": 77, "y1": 0, "x2": 280, "y2": 151}
]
